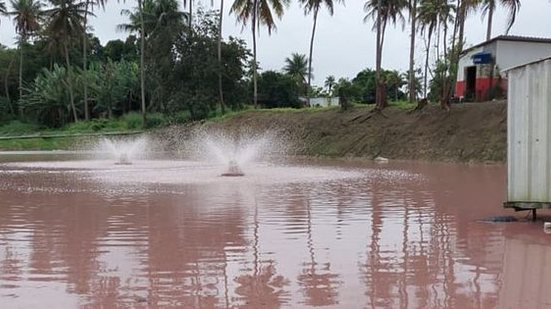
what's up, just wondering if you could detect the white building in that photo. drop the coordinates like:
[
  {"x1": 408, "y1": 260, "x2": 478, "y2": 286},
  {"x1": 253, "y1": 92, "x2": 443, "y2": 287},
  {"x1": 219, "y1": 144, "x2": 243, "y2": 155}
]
[
  {"x1": 455, "y1": 36, "x2": 551, "y2": 101},
  {"x1": 299, "y1": 97, "x2": 340, "y2": 107}
]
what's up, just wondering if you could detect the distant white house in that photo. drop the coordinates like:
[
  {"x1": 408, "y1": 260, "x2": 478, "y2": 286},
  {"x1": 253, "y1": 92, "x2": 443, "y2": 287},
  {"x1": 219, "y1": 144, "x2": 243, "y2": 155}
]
[
  {"x1": 456, "y1": 35, "x2": 551, "y2": 101},
  {"x1": 299, "y1": 97, "x2": 340, "y2": 107}
]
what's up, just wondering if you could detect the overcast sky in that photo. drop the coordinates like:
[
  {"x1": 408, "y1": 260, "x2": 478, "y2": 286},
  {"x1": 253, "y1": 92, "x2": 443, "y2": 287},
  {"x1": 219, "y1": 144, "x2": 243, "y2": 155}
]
[{"x1": 1, "y1": 0, "x2": 550, "y2": 86}]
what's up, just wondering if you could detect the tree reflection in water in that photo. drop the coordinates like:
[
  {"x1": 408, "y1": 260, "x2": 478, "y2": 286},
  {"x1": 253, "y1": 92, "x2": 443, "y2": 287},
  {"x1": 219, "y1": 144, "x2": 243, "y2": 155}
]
[
  {"x1": 233, "y1": 198, "x2": 289, "y2": 308},
  {"x1": 297, "y1": 199, "x2": 340, "y2": 306}
]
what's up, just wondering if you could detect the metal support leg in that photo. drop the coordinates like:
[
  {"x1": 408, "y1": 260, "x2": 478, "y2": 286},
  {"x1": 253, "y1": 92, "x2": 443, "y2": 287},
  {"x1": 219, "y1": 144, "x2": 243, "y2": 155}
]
[{"x1": 532, "y1": 209, "x2": 537, "y2": 222}]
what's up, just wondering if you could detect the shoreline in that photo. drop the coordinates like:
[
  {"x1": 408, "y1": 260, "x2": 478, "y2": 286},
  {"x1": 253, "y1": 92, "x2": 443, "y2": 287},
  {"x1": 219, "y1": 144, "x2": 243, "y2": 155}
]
[{"x1": 0, "y1": 102, "x2": 507, "y2": 163}]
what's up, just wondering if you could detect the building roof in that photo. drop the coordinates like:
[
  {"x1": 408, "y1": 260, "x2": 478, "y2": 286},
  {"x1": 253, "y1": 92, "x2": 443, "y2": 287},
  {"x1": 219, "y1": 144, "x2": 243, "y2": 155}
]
[{"x1": 461, "y1": 35, "x2": 551, "y2": 55}]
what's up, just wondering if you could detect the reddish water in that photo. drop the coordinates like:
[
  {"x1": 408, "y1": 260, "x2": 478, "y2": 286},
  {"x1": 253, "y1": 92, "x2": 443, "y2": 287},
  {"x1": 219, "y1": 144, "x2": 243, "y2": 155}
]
[{"x1": 0, "y1": 155, "x2": 550, "y2": 308}]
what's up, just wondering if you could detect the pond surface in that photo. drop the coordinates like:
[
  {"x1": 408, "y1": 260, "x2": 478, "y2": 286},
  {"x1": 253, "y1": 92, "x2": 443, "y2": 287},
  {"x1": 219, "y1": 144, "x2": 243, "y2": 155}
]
[{"x1": 0, "y1": 153, "x2": 549, "y2": 308}]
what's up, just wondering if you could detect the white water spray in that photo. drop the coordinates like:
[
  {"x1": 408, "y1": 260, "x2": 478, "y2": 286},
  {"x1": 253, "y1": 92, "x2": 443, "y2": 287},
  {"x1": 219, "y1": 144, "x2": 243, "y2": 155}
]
[{"x1": 97, "y1": 136, "x2": 149, "y2": 165}]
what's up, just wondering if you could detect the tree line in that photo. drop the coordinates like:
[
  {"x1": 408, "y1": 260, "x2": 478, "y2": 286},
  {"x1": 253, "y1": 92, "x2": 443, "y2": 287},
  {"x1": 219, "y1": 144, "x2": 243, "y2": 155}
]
[{"x1": 0, "y1": 0, "x2": 522, "y2": 128}]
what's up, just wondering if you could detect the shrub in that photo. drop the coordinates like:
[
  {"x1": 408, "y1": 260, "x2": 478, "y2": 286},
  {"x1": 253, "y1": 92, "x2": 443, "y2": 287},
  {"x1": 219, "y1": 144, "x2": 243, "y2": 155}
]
[
  {"x1": 0, "y1": 97, "x2": 15, "y2": 122},
  {"x1": 0, "y1": 120, "x2": 41, "y2": 136},
  {"x1": 257, "y1": 71, "x2": 301, "y2": 108},
  {"x1": 145, "y1": 113, "x2": 166, "y2": 128},
  {"x1": 172, "y1": 110, "x2": 192, "y2": 124},
  {"x1": 122, "y1": 112, "x2": 143, "y2": 129}
]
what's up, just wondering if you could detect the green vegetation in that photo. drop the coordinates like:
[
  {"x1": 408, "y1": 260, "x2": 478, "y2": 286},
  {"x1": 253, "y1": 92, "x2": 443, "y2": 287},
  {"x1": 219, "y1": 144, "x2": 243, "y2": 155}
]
[
  {"x1": 0, "y1": 120, "x2": 41, "y2": 135},
  {"x1": 389, "y1": 100, "x2": 417, "y2": 110},
  {"x1": 0, "y1": 136, "x2": 76, "y2": 150},
  {"x1": 0, "y1": 0, "x2": 524, "y2": 141}
]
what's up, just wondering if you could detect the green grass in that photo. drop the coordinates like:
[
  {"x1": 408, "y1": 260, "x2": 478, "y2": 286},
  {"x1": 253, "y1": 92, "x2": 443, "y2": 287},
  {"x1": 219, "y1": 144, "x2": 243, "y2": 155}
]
[
  {"x1": 0, "y1": 104, "x2": 356, "y2": 150},
  {"x1": 389, "y1": 100, "x2": 417, "y2": 110},
  {"x1": 206, "y1": 105, "x2": 346, "y2": 123},
  {"x1": 0, "y1": 120, "x2": 43, "y2": 136},
  {"x1": 0, "y1": 115, "x2": 148, "y2": 151},
  {"x1": 0, "y1": 137, "x2": 77, "y2": 151},
  {"x1": 0, "y1": 112, "x2": 169, "y2": 137}
]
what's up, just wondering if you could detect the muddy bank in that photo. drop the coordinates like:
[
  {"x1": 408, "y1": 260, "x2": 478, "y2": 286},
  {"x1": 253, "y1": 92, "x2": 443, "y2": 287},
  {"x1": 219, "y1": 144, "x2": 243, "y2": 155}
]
[
  {"x1": 162, "y1": 101, "x2": 507, "y2": 163},
  {"x1": 0, "y1": 102, "x2": 506, "y2": 163}
]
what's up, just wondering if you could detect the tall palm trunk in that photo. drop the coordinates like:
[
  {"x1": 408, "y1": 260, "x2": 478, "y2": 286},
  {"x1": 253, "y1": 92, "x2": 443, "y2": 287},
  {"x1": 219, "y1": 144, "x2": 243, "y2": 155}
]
[
  {"x1": 64, "y1": 41, "x2": 78, "y2": 122},
  {"x1": 441, "y1": 23, "x2": 449, "y2": 104},
  {"x1": 444, "y1": 0, "x2": 465, "y2": 109},
  {"x1": 5, "y1": 56, "x2": 15, "y2": 114},
  {"x1": 18, "y1": 37, "x2": 24, "y2": 116},
  {"x1": 423, "y1": 33, "x2": 431, "y2": 98},
  {"x1": 218, "y1": 0, "x2": 225, "y2": 113},
  {"x1": 375, "y1": 0, "x2": 383, "y2": 109},
  {"x1": 457, "y1": 0, "x2": 465, "y2": 53},
  {"x1": 252, "y1": 0, "x2": 258, "y2": 109},
  {"x1": 82, "y1": 0, "x2": 90, "y2": 120},
  {"x1": 307, "y1": 8, "x2": 318, "y2": 107},
  {"x1": 436, "y1": 22, "x2": 440, "y2": 58},
  {"x1": 189, "y1": 0, "x2": 192, "y2": 28},
  {"x1": 139, "y1": 0, "x2": 147, "y2": 126},
  {"x1": 443, "y1": 25, "x2": 448, "y2": 60},
  {"x1": 408, "y1": 0, "x2": 417, "y2": 102},
  {"x1": 486, "y1": 3, "x2": 493, "y2": 41}
]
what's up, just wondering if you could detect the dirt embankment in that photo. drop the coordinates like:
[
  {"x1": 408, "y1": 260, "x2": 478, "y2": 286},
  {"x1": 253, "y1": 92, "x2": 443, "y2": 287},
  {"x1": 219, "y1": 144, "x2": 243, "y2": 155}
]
[{"x1": 165, "y1": 101, "x2": 507, "y2": 163}]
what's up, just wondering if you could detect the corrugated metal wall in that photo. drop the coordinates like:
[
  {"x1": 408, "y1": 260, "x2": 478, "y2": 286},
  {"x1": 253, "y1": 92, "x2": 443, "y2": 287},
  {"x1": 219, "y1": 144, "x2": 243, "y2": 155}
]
[{"x1": 507, "y1": 59, "x2": 551, "y2": 203}]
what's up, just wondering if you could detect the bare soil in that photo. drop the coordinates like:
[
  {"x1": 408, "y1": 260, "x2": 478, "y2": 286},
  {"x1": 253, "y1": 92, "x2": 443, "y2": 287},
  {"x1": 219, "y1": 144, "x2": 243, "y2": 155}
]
[{"x1": 191, "y1": 101, "x2": 507, "y2": 163}]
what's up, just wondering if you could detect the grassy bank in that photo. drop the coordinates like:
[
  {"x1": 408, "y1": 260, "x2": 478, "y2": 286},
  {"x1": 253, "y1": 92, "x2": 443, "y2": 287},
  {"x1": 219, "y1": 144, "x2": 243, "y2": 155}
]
[
  {"x1": 193, "y1": 101, "x2": 507, "y2": 163},
  {"x1": 0, "y1": 102, "x2": 507, "y2": 163},
  {"x1": 0, "y1": 112, "x2": 162, "y2": 137},
  {"x1": 0, "y1": 106, "x2": 340, "y2": 150},
  {"x1": 0, "y1": 112, "x2": 160, "y2": 150},
  {"x1": 0, "y1": 137, "x2": 78, "y2": 151}
]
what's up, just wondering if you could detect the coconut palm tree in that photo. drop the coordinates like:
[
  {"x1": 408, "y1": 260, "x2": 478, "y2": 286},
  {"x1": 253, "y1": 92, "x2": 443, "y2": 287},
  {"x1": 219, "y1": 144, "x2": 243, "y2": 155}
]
[
  {"x1": 300, "y1": 0, "x2": 343, "y2": 107},
  {"x1": 217, "y1": 0, "x2": 225, "y2": 113},
  {"x1": 480, "y1": 0, "x2": 520, "y2": 40},
  {"x1": 82, "y1": 0, "x2": 106, "y2": 121},
  {"x1": 364, "y1": 0, "x2": 408, "y2": 109},
  {"x1": 455, "y1": 0, "x2": 478, "y2": 54},
  {"x1": 408, "y1": 0, "x2": 417, "y2": 102},
  {"x1": 183, "y1": 0, "x2": 192, "y2": 28},
  {"x1": 324, "y1": 75, "x2": 335, "y2": 95},
  {"x1": 1, "y1": 0, "x2": 7, "y2": 30},
  {"x1": 231, "y1": 0, "x2": 291, "y2": 108},
  {"x1": 44, "y1": 0, "x2": 90, "y2": 123},
  {"x1": 283, "y1": 52, "x2": 309, "y2": 95},
  {"x1": 8, "y1": 0, "x2": 42, "y2": 108},
  {"x1": 120, "y1": 0, "x2": 184, "y2": 118},
  {"x1": 120, "y1": 0, "x2": 149, "y2": 125},
  {"x1": 417, "y1": 0, "x2": 454, "y2": 97}
]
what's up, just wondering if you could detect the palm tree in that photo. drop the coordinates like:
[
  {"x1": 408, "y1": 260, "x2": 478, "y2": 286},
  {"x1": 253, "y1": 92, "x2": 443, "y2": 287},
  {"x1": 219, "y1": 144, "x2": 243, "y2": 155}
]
[
  {"x1": 417, "y1": 0, "x2": 454, "y2": 97},
  {"x1": 82, "y1": 0, "x2": 106, "y2": 121},
  {"x1": 408, "y1": 0, "x2": 417, "y2": 102},
  {"x1": 8, "y1": 0, "x2": 42, "y2": 110},
  {"x1": 120, "y1": 0, "x2": 184, "y2": 121},
  {"x1": 120, "y1": 0, "x2": 151, "y2": 125},
  {"x1": 480, "y1": 0, "x2": 520, "y2": 41},
  {"x1": 44, "y1": 0, "x2": 90, "y2": 123},
  {"x1": 183, "y1": 0, "x2": 192, "y2": 28},
  {"x1": 217, "y1": 0, "x2": 226, "y2": 113},
  {"x1": 231, "y1": 0, "x2": 291, "y2": 108},
  {"x1": 364, "y1": 0, "x2": 408, "y2": 109},
  {"x1": 324, "y1": 75, "x2": 335, "y2": 95},
  {"x1": 455, "y1": 0, "x2": 478, "y2": 55},
  {"x1": 300, "y1": 0, "x2": 342, "y2": 107},
  {"x1": 283, "y1": 53, "x2": 309, "y2": 95}
]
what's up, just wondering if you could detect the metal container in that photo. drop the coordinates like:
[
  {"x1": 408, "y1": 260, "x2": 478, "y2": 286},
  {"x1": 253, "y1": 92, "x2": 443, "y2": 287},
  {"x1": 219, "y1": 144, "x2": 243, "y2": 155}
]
[{"x1": 505, "y1": 57, "x2": 551, "y2": 210}]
